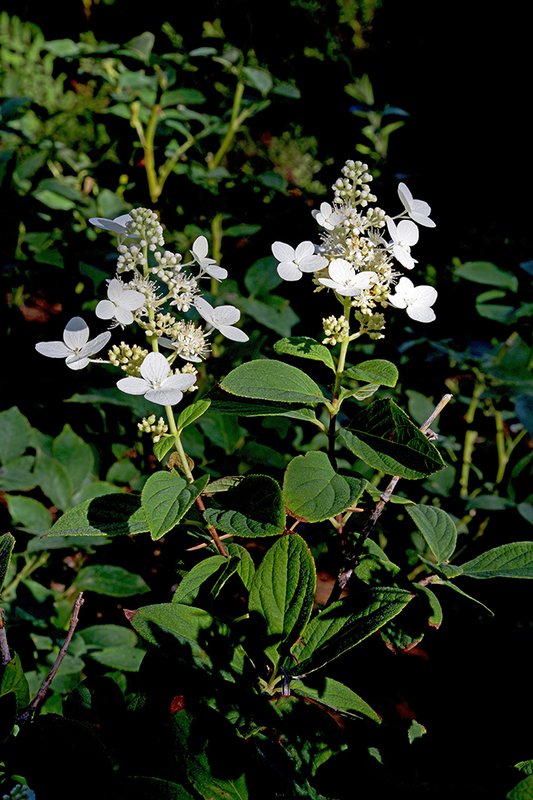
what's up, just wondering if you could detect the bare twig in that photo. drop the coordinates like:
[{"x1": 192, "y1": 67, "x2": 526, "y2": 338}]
[
  {"x1": 17, "y1": 593, "x2": 85, "y2": 725},
  {"x1": 0, "y1": 609, "x2": 11, "y2": 665},
  {"x1": 326, "y1": 394, "x2": 453, "y2": 605}
]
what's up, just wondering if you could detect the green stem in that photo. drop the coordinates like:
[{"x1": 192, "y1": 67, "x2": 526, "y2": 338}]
[
  {"x1": 210, "y1": 213, "x2": 224, "y2": 296},
  {"x1": 460, "y1": 429, "x2": 478, "y2": 498},
  {"x1": 328, "y1": 298, "x2": 352, "y2": 461},
  {"x1": 208, "y1": 81, "x2": 249, "y2": 171},
  {"x1": 2, "y1": 552, "x2": 49, "y2": 601}
]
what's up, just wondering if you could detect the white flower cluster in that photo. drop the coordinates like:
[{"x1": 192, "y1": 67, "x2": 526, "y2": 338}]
[
  {"x1": 271, "y1": 160, "x2": 438, "y2": 326},
  {"x1": 35, "y1": 209, "x2": 249, "y2": 406}
]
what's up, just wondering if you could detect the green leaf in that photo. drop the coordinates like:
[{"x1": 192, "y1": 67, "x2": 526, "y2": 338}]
[
  {"x1": 459, "y1": 542, "x2": 533, "y2": 579},
  {"x1": 339, "y1": 399, "x2": 445, "y2": 479},
  {"x1": 118, "y1": 776, "x2": 196, "y2": 800},
  {"x1": 238, "y1": 296, "x2": 299, "y2": 337},
  {"x1": 244, "y1": 256, "x2": 282, "y2": 296},
  {"x1": 220, "y1": 359, "x2": 327, "y2": 404},
  {"x1": 74, "y1": 565, "x2": 150, "y2": 597},
  {"x1": 0, "y1": 455, "x2": 36, "y2": 492},
  {"x1": 177, "y1": 399, "x2": 211, "y2": 431},
  {"x1": 203, "y1": 474, "x2": 285, "y2": 537},
  {"x1": 507, "y1": 775, "x2": 533, "y2": 800},
  {"x1": 89, "y1": 646, "x2": 145, "y2": 671},
  {"x1": 406, "y1": 504, "x2": 457, "y2": 563},
  {"x1": 249, "y1": 534, "x2": 316, "y2": 668},
  {"x1": 141, "y1": 473, "x2": 210, "y2": 540},
  {"x1": 283, "y1": 452, "x2": 367, "y2": 522},
  {"x1": 343, "y1": 359, "x2": 399, "y2": 387},
  {"x1": 0, "y1": 654, "x2": 30, "y2": 708},
  {"x1": 415, "y1": 584, "x2": 443, "y2": 629},
  {"x1": 0, "y1": 533, "x2": 15, "y2": 593},
  {"x1": 33, "y1": 452, "x2": 72, "y2": 510},
  {"x1": 79, "y1": 624, "x2": 138, "y2": 649},
  {"x1": 274, "y1": 337, "x2": 335, "y2": 371},
  {"x1": 226, "y1": 543, "x2": 256, "y2": 591},
  {"x1": 52, "y1": 425, "x2": 94, "y2": 491},
  {"x1": 45, "y1": 494, "x2": 149, "y2": 537},
  {"x1": 153, "y1": 436, "x2": 176, "y2": 462},
  {"x1": 242, "y1": 66, "x2": 273, "y2": 94},
  {"x1": 129, "y1": 603, "x2": 217, "y2": 666},
  {"x1": 172, "y1": 556, "x2": 227, "y2": 605},
  {"x1": 4, "y1": 495, "x2": 52, "y2": 534},
  {"x1": 433, "y1": 579, "x2": 494, "y2": 615},
  {"x1": 199, "y1": 412, "x2": 243, "y2": 454},
  {"x1": 0, "y1": 407, "x2": 32, "y2": 463},
  {"x1": 454, "y1": 260, "x2": 518, "y2": 291},
  {"x1": 291, "y1": 587, "x2": 413, "y2": 677},
  {"x1": 291, "y1": 677, "x2": 381, "y2": 722}
]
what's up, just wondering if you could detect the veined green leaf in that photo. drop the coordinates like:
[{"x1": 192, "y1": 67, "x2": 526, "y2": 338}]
[
  {"x1": 45, "y1": 494, "x2": 149, "y2": 537},
  {"x1": 141, "y1": 473, "x2": 210, "y2": 540},
  {"x1": 343, "y1": 359, "x2": 399, "y2": 387},
  {"x1": 291, "y1": 677, "x2": 381, "y2": 722},
  {"x1": 283, "y1": 451, "x2": 367, "y2": 522},
  {"x1": 177, "y1": 399, "x2": 211, "y2": 431},
  {"x1": 226, "y1": 543, "x2": 256, "y2": 591},
  {"x1": 291, "y1": 587, "x2": 413, "y2": 677},
  {"x1": 74, "y1": 565, "x2": 150, "y2": 597},
  {"x1": 406, "y1": 504, "x2": 457, "y2": 563},
  {"x1": 203, "y1": 474, "x2": 285, "y2": 537},
  {"x1": 172, "y1": 556, "x2": 227, "y2": 605},
  {"x1": 220, "y1": 359, "x2": 327, "y2": 404},
  {"x1": 274, "y1": 336, "x2": 335, "y2": 371},
  {"x1": 339, "y1": 399, "x2": 444, "y2": 479},
  {"x1": 0, "y1": 407, "x2": 32, "y2": 463},
  {"x1": 0, "y1": 533, "x2": 15, "y2": 593},
  {"x1": 459, "y1": 542, "x2": 533, "y2": 579},
  {"x1": 129, "y1": 603, "x2": 219, "y2": 668},
  {"x1": 249, "y1": 534, "x2": 316, "y2": 668},
  {"x1": 454, "y1": 260, "x2": 518, "y2": 292}
]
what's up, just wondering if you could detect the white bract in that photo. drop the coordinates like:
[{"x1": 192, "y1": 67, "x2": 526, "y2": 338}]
[
  {"x1": 194, "y1": 297, "x2": 249, "y2": 342},
  {"x1": 385, "y1": 217, "x2": 419, "y2": 270},
  {"x1": 318, "y1": 259, "x2": 377, "y2": 296},
  {"x1": 311, "y1": 202, "x2": 345, "y2": 231},
  {"x1": 271, "y1": 241, "x2": 328, "y2": 281},
  {"x1": 89, "y1": 214, "x2": 135, "y2": 236},
  {"x1": 388, "y1": 277, "x2": 437, "y2": 322},
  {"x1": 397, "y1": 183, "x2": 436, "y2": 228},
  {"x1": 116, "y1": 352, "x2": 196, "y2": 405},
  {"x1": 95, "y1": 279, "x2": 145, "y2": 326},
  {"x1": 191, "y1": 236, "x2": 228, "y2": 281},
  {"x1": 35, "y1": 317, "x2": 111, "y2": 370}
]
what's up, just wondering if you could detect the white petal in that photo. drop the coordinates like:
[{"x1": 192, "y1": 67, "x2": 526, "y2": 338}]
[
  {"x1": 218, "y1": 325, "x2": 249, "y2": 342},
  {"x1": 386, "y1": 216, "x2": 399, "y2": 240},
  {"x1": 204, "y1": 264, "x2": 228, "y2": 281},
  {"x1": 411, "y1": 211, "x2": 436, "y2": 228},
  {"x1": 212, "y1": 305, "x2": 241, "y2": 326},
  {"x1": 107, "y1": 279, "x2": 124, "y2": 303},
  {"x1": 397, "y1": 220, "x2": 419, "y2": 246},
  {"x1": 163, "y1": 374, "x2": 197, "y2": 391},
  {"x1": 396, "y1": 277, "x2": 415, "y2": 295},
  {"x1": 89, "y1": 216, "x2": 131, "y2": 235},
  {"x1": 145, "y1": 387, "x2": 183, "y2": 406},
  {"x1": 194, "y1": 297, "x2": 215, "y2": 324},
  {"x1": 114, "y1": 307, "x2": 134, "y2": 326},
  {"x1": 65, "y1": 356, "x2": 90, "y2": 370},
  {"x1": 271, "y1": 241, "x2": 295, "y2": 262},
  {"x1": 140, "y1": 352, "x2": 170, "y2": 383},
  {"x1": 192, "y1": 235, "x2": 208, "y2": 260},
  {"x1": 294, "y1": 241, "x2": 314, "y2": 262},
  {"x1": 353, "y1": 271, "x2": 377, "y2": 288},
  {"x1": 328, "y1": 259, "x2": 353, "y2": 283},
  {"x1": 35, "y1": 341, "x2": 71, "y2": 359},
  {"x1": 117, "y1": 376, "x2": 150, "y2": 395},
  {"x1": 388, "y1": 293, "x2": 408, "y2": 309},
  {"x1": 407, "y1": 306, "x2": 436, "y2": 323},
  {"x1": 397, "y1": 182, "x2": 413, "y2": 210},
  {"x1": 63, "y1": 317, "x2": 90, "y2": 350},
  {"x1": 95, "y1": 299, "x2": 116, "y2": 320},
  {"x1": 119, "y1": 289, "x2": 145, "y2": 311},
  {"x1": 392, "y1": 244, "x2": 417, "y2": 270},
  {"x1": 412, "y1": 199, "x2": 431, "y2": 216},
  {"x1": 277, "y1": 262, "x2": 302, "y2": 281},
  {"x1": 298, "y1": 254, "x2": 329, "y2": 273},
  {"x1": 411, "y1": 285, "x2": 437, "y2": 307},
  {"x1": 81, "y1": 331, "x2": 112, "y2": 357}
]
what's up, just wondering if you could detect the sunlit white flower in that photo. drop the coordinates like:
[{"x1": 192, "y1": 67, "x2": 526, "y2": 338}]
[
  {"x1": 271, "y1": 241, "x2": 328, "y2": 281},
  {"x1": 116, "y1": 352, "x2": 196, "y2": 405},
  {"x1": 397, "y1": 183, "x2": 435, "y2": 228},
  {"x1": 312, "y1": 202, "x2": 345, "y2": 231},
  {"x1": 190, "y1": 236, "x2": 228, "y2": 281},
  {"x1": 385, "y1": 217, "x2": 419, "y2": 270},
  {"x1": 89, "y1": 214, "x2": 135, "y2": 236},
  {"x1": 318, "y1": 259, "x2": 377, "y2": 296},
  {"x1": 388, "y1": 276, "x2": 437, "y2": 322},
  {"x1": 194, "y1": 297, "x2": 249, "y2": 342},
  {"x1": 95, "y1": 279, "x2": 145, "y2": 326},
  {"x1": 35, "y1": 317, "x2": 111, "y2": 370}
]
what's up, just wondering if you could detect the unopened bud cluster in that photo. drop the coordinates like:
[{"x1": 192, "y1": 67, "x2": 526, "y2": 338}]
[
  {"x1": 138, "y1": 415, "x2": 169, "y2": 442},
  {"x1": 322, "y1": 315, "x2": 349, "y2": 346},
  {"x1": 108, "y1": 342, "x2": 149, "y2": 375}
]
